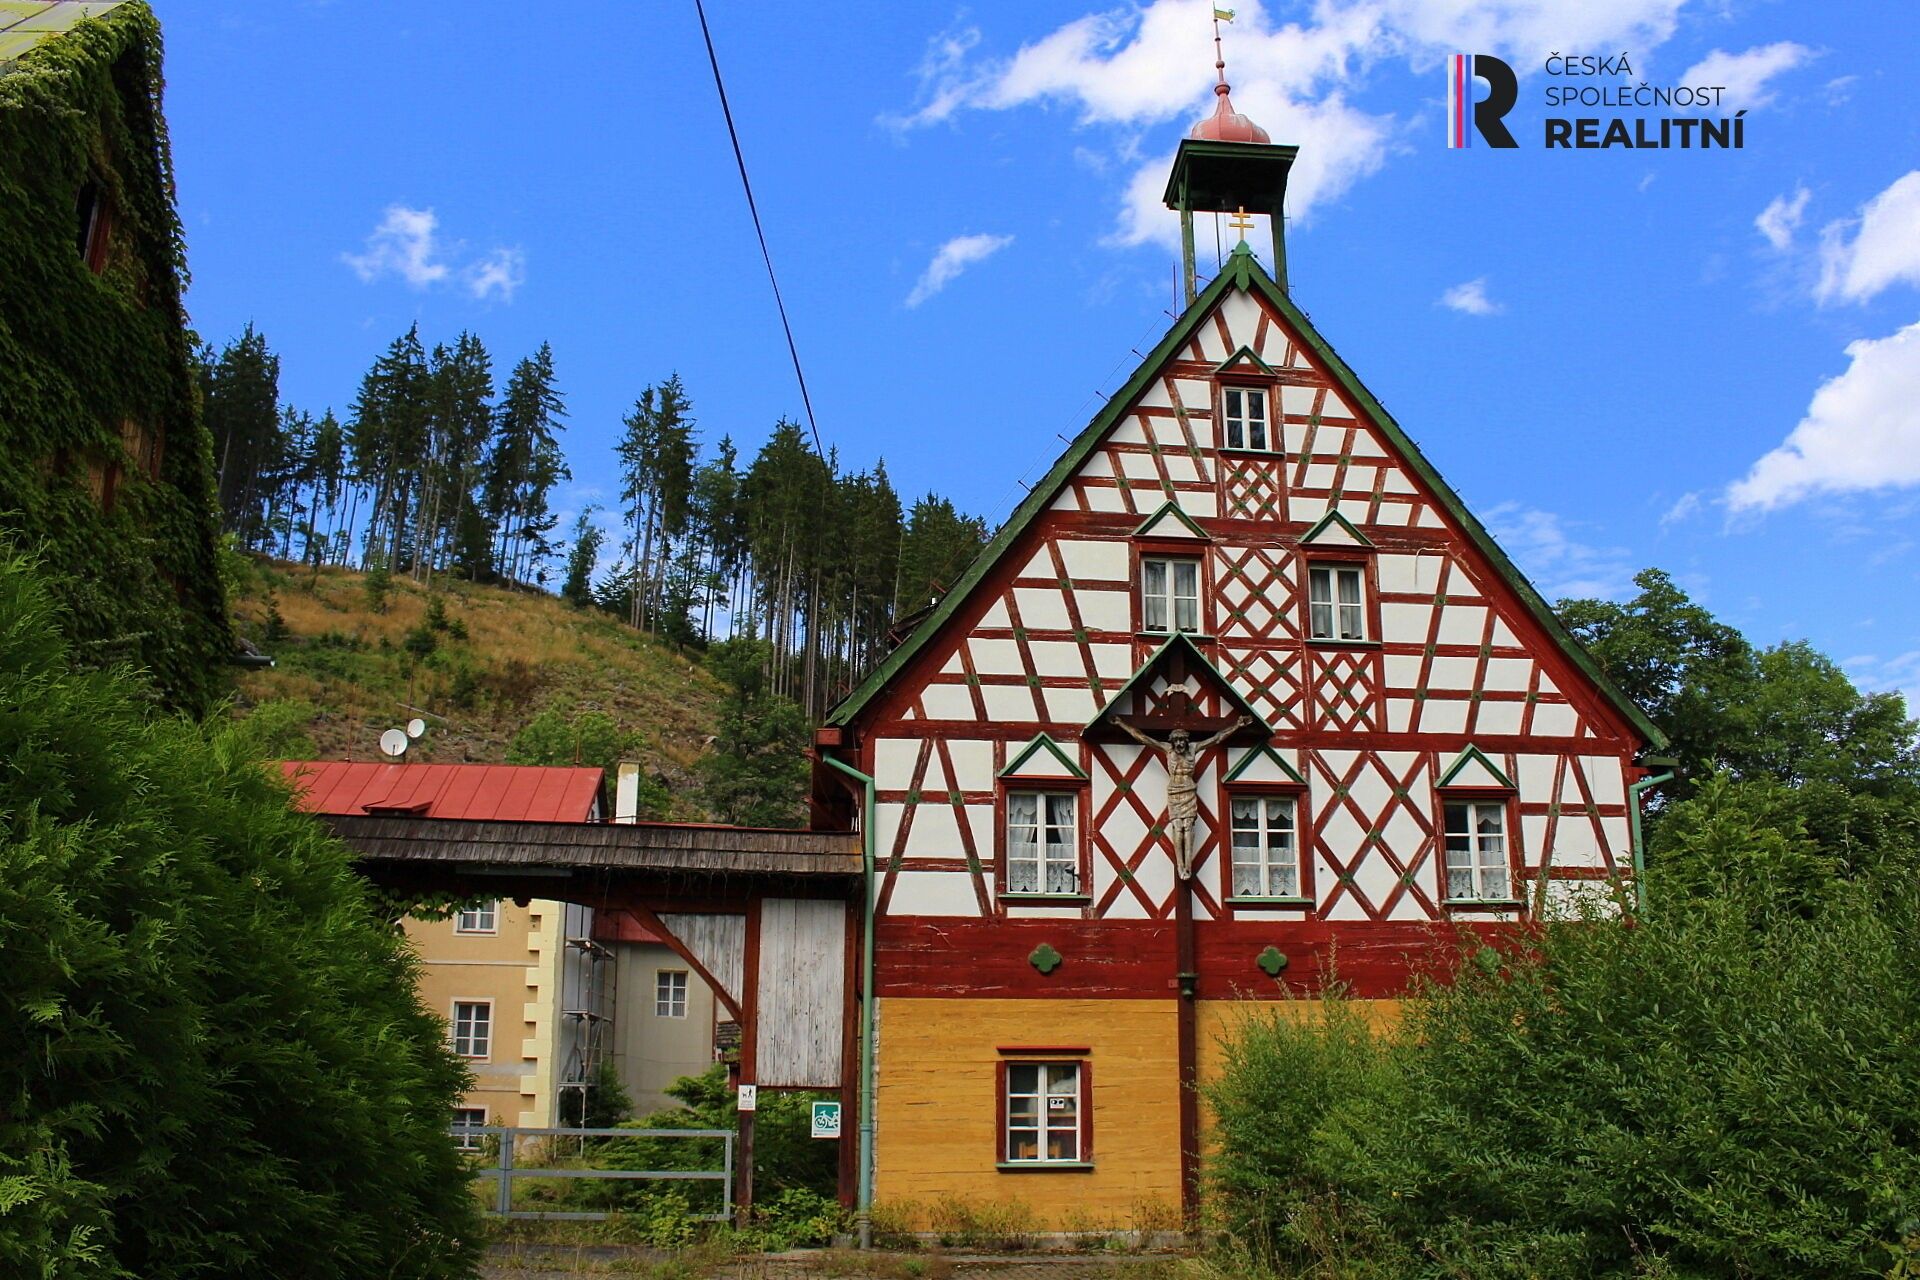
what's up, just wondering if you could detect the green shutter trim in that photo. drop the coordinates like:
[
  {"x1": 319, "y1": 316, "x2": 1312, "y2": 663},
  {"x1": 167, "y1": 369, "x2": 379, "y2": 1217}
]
[
  {"x1": 1298, "y1": 509, "x2": 1376, "y2": 549},
  {"x1": 1214, "y1": 344, "x2": 1278, "y2": 376},
  {"x1": 1436, "y1": 744, "x2": 1517, "y2": 791},
  {"x1": 825, "y1": 245, "x2": 1665, "y2": 749},
  {"x1": 1130, "y1": 500, "x2": 1211, "y2": 541},
  {"x1": 999, "y1": 733, "x2": 1087, "y2": 781},
  {"x1": 1223, "y1": 744, "x2": 1306, "y2": 786}
]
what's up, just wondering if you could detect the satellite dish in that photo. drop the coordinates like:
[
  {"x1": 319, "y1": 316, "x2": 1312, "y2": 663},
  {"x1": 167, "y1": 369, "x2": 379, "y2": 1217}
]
[
  {"x1": 379, "y1": 728, "x2": 410, "y2": 758},
  {"x1": 406, "y1": 718, "x2": 427, "y2": 739}
]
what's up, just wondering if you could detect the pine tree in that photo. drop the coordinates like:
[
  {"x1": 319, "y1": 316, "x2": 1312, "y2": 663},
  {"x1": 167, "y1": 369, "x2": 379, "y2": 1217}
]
[{"x1": 560, "y1": 508, "x2": 603, "y2": 608}]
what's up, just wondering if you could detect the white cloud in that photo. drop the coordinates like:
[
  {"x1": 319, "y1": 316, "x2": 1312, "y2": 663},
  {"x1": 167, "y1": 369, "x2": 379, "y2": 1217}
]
[
  {"x1": 343, "y1": 204, "x2": 524, "y2": 302},
  {"x1": 343, "y1": 205, "x2": 449, "y2": 288},
  {"x1": 1727, "y1": 318, "x2": 1920, "y2": 512},
  {"x1": 464, "y1": 246, "x2": 526, "y2": 302},
  {"x1": 1754, "y1": 186, "x2": 1810, "y2": 252},
  {"x1": 1439, "y1": 276, "x2": 1501, "y2": 316},
  {"x1": 907, "y1": 233, "x2": 1014, "y2": 307},
  {"x1": 1844, "y1": 649, "x2": 1920, "y2": 719},
  {"x1": 1483, "y1": 502, "x2": 1636, "y2": 600},
  {"x1": 1678, "y1": 42, "x2": 1815, "y2": 112},
  {"x1": 1661, "y1": 491, "x2": 1702, "y2": 526},
  {"x1": 1814, "y1": 171, "x2": 1920, "y2": 304},
  {"x1": 890, "y1": 0, "x2": 1693, "y2": 252}
]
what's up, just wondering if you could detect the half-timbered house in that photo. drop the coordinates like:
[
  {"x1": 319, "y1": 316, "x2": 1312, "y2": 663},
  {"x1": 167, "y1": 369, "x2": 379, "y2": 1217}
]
[{"x1": 811, "y1": 66, "x2": 1665, "y2": 1229}]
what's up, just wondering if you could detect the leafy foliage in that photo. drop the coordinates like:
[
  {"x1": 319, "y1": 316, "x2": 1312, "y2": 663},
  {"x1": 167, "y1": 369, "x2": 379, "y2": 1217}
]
[
  {"x1": 0, "y1": 2, "x2": 229, "y2": 714},
  {"x1": 0, "y1": 550, "x2": 480, "y2": 1278},
  {"x1": 505, "y1": 703, "x2": 669, "y2": 815}
]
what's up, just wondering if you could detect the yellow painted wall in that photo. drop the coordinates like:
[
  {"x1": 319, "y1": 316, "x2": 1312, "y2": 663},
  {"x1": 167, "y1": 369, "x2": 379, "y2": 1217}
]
[
  {"x1": 875, "y1": 995, "x2": 1405, "y2": 1231},
  {"x1": 405, "y1": 899, "x2": 567, "y2": 1129}
]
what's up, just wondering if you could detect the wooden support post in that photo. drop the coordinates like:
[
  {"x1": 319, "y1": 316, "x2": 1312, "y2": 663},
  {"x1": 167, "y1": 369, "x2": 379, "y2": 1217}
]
[
  {"x1": 735, "y1": 1107, "x2": 756, "y2": 1229},
  {"x1": 1179, "y1": 196, "x2": 1197, "y2": 306},
  {"x1": 1174, "y1": 875, "x2": 1200, "y2": 1227},
  {"x1": 737, "y1": 898, "x2": 763, "y2": 1227},
  {"x1": 836, "y1": 894, "x2": 861, "y2": 1210}
]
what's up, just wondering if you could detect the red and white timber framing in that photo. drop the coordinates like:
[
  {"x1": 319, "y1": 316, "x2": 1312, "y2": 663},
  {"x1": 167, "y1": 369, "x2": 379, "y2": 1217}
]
[{"x1": 816, "y1": 249, "x2": 1664, "y2": 1003}]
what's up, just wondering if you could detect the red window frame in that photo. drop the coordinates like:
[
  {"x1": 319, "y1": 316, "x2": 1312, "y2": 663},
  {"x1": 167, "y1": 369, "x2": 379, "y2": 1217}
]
[
  {"x1": 1130, "y1": 539, "x2": 1215, "y2": 638},
  {"x1": 994, "y1": 776, "x2": 1093, "y2": 906},
  {"x1": 1436, "y1": 787, "x2": 1525, "y2": 910},
  {"x1": 995, "y1": 1053, "x2": 1094, "y2": 1169},
  {"x1": 1300, "y1": 552, "x2": 1382, "y2": 647},
  {"x1": 1220, "y1": 779, "x2": 1314, "y2": 908}
]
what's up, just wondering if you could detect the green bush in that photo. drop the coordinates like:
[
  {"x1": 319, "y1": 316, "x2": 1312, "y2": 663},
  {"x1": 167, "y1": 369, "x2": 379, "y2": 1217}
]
[
  {"x1": 1207, "y1": 808, "x2": 1920, "y2": 1279},
  {"x1": 0, "y1": 550, "x2": 481, "y2": 1278}
]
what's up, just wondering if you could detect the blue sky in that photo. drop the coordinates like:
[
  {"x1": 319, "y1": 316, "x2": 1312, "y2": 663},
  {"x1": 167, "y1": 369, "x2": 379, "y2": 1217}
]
[{"x1": 162, "y1": 1, "x2": 1920, "y2": 707}]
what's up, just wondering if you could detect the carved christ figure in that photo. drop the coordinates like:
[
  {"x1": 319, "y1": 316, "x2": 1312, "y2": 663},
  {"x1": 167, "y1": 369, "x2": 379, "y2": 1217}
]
[{"x1": 1115, "y1": 714, "x2": 1252, "y2": 880}]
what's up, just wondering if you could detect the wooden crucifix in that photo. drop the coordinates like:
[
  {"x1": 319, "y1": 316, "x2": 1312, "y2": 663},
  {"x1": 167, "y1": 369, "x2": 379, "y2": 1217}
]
[{"x1": 1114, "y1": 702, "x2": 1253, "y2": 881}]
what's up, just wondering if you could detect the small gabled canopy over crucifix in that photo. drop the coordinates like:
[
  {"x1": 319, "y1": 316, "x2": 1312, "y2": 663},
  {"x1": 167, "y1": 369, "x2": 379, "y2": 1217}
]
[{"x1": 1086, "y1": 634, "x2": 1272, "y2": 879}]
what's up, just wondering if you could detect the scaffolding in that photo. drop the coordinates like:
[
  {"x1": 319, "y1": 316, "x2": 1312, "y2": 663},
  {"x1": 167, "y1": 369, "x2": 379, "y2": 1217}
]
[{"x1": 555, "y1": 902, "x2": 615, "y2": 1128}]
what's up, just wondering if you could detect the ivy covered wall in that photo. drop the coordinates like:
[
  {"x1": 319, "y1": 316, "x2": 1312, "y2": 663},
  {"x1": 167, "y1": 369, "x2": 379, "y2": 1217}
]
[{"x1": 0, "y1": 2, "x2": 228, "y2": 714}]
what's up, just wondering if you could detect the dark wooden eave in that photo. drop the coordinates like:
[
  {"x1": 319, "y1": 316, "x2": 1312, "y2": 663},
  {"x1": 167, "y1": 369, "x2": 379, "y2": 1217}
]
[{"x1": 323, "y1": 814, "x2": 861, "y2": 901}]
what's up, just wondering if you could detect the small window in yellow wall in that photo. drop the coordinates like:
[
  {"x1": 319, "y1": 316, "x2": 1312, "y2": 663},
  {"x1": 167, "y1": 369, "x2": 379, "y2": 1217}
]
[
  {"x1": 998, "y1": 1059, "x2": 1092, "y2": 1168},
  {"x1": 656, "y1": 970, "x2": 689, "y2": 1018},
  {"x1": 451, "y1": 1106, "x2": 488, "y2": 1150},
  {"x1": 451, "y1": 1000, "x2": 491, "y2": 1059},
  {"x1": 455, "y1": 901, "x2": 498, "y2": 934}
]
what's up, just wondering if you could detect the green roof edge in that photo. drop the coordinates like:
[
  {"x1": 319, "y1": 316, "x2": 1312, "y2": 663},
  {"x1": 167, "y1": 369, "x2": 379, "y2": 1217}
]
[
  {"x1": 1131, "y1": 500, "x2": 1210, "y2": 540},
  {"x1": 1436, "y1": 744, "x2": 1518, "y2": 791},
  {"x1": 827, "y1": 247, "x2": 1666, "y2": 750},
  {"x1": 1214, "y1": 344, "x2": 1276, "y2": 376},
  {"x1": 1224, "y1": 744, "x2": 1307, "y2": 786},
  {"x1": 999, "y1": 733, "x2": 1087, "y2": 780},
  {"x1": 1084, "y1": 631, "x2": 1275, "y2": 738},
  {"x1": 1299, "y1": 508, "x2": 1375, "y2": 548}
]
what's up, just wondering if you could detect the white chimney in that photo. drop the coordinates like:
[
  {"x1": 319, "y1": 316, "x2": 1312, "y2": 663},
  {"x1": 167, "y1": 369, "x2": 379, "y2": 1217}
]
[{"x1": 614, "y1": 761, "x2": 642, "y2": 824}]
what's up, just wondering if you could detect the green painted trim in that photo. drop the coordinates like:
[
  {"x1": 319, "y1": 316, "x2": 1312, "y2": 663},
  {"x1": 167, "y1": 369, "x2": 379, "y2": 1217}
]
[
  {"x1": 1086, "y1": 631, "x2": 1275, "y2": 737},
  {"x1": 1223, "y1": 744, "x2": 1306, "y2": 786},
  {"x1": 1443, "y1": 898, "x2": 1526, "y2": 907},
  {"x1": 1436, "y1": 744, "x2": 1517, "y2": 791},
  {"x1": 1001, "y1": 892, "x2": 1093, "y2": 903},
  {"x1": 996, "y1": 1161, "x2": 1095, "y2": 1173},
  {"x1": 1233, "y1": 897, "x2": 1313, "y2": 907},
  {"x1": 1131, "y1": 500, "x2": 1210, "y2": 541},
  {"x1": 822, "y1": 756, "x2": 878, "y2": 1244},
  {"x1": 1299, "y1": 508, "x2": 1375, "y2": 548},
  {"x1": 827, "y1": 244, "x2": 1665, "y2": 749},
  {"x1": 1213, "y1": 344, "x2": 1276, "y2": 376},
  {"x1": 1627, "y1": 770, "x2": 1673, "y2": 913},
  {"x1": 999, "y1": 733, "x2": 1087, "y2": 780}
]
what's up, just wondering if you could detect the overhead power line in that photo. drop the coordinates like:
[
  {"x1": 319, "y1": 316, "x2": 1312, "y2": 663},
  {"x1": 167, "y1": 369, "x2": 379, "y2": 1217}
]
[{"x1": 690, "y1": 0, "x2": 825, "y2": 458}]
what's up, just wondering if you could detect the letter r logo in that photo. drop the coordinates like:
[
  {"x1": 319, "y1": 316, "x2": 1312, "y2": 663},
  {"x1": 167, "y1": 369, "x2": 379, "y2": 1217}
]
[{"x1": 1447, "y1": 53, "x2": 1518, "y2": 148}]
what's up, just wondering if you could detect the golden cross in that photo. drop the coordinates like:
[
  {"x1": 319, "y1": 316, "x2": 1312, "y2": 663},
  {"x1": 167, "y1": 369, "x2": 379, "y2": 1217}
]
[{"x1": 1227, "y1": 207, "x2": 1256, "y2": 240}]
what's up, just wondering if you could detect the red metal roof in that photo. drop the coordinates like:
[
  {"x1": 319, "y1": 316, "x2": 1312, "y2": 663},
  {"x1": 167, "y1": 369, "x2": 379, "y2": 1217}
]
[{"x1": 280, "y1": 761, "x2": 605, "y2": 823}]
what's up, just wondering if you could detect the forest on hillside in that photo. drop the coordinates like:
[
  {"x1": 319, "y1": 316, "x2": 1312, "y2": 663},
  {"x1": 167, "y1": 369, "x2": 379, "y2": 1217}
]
[{"x1": 201, "y1": 324, "x2": 989, "y2": 715}]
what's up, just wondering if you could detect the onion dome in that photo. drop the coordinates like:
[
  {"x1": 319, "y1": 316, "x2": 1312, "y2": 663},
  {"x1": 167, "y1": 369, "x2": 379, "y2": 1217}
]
[{"x1": 1189, "y1": 72, "x2": 1270, "y2": 144}]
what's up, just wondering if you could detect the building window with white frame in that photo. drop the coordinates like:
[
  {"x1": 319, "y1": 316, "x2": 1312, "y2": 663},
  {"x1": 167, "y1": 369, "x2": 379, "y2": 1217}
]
[
  {"x1": 455, "y1": 901, "x2": 498, "y2": 934},
  {"x1": 451, "y1": 1106, "x2": 488, "y2": 1150},
  {"x1": 451, "y1": 1001, "x2": 491, "y2": 1059},
  {"x1": 1308, "y1": 563, "x2": 1366, "y2": 641},
  {"x1": 1006, "y1": 792, "x2": 1078, "y2": 895},
  {"x1": 655, "y1": 969, "x2": 689, "y2": 1018},
  {"x1": 1003, "y1": 1061, "x2": 1084, "y2": 1164},
  {"x1": 1444, "y1": 800, "x2": 1511, "y2": 901},
  {"x1": 1221, "y1": 385, "x2": 1270, "y2": 451},
  {"x1": 1142, "y1": 556, "x2": 1201, "y2": 633},
  {"x1": 1229, "y1": 794, "x2": 1299, "y2": 898}
]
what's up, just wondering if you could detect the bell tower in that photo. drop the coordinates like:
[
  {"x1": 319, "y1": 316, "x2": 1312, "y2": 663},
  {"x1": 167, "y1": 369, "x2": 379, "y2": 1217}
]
[{"x1": 1161, "y1": 22, "x2": 1297, "y2": 302}]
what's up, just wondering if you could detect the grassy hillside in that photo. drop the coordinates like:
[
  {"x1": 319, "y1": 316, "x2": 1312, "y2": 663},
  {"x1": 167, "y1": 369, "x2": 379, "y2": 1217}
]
[{"x1": 226, "y1": 556, "x2": 725, "y2": 819}]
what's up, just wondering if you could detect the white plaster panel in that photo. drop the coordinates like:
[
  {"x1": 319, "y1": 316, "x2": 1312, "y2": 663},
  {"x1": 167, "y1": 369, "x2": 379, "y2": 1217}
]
[
  {"x1": 1302, "y1": 463, "x2": 1337, "y2": 490},
  {"x1": 1007, "y1": 904, "x2": 1091, "y2": 921},
  {"x1": 1348, "y1": 765, "x2": 1393, "y2": 814},
  {"x1": 981, "y1": 685, "x2": 1037, "y2": 721},
  {"x1": 1437, "y1": 606, "x2": 1488, "y2": 646},
  {"x1": 968, "y1": 637, "x2": 1024, "y2": 677},
  {"x1": 874, "y1": 802, "x2": 904, "y2": 856},
  {"x1": 1537, "y1": 673, "x2": 1561, "y2": 696},
  {"x1": 977, "y1": 598, "x2": 1012, "y2": 629},
  {"x1": 1381, "y1": 601, "x2": 1430, "y2": 640},
  {"x1": 905, "y1": 803, "x2": 962, "y2": 855},
  {"x1": 1013, "y1": 587, "x2": 1071, "y2": 630},
  {"x1": 1029, "y1": 641, "x2": 1087, "y2": 677},
  {"x1": 1375, "y1": 553, "x2": 1421, "y2": 595},
  {"x1": 1220, "y1": 290, "x2": 1263, "y2": 343},
  {"x1": 1336, "y1": 498, "x2": 1372, "y2": 525},
  {"x1": 1322, "y1": 893, "x2": 1370, "y2": 921},
  {"x1": 1382, "y1": 469, "x2": 1418, "y2": 495},
  {"x1": 945, "y1": 740, "x2": 994, "y2": 791},
  {"x1": 1108, "y1": 416, "x2": 1148, "y2": 445},
  {"x1": 1081, "y1": 488, "x2": 1128, "y2": 513},
  {"x1": 1280, "y1": 385, "x2": 1318, "y2": 416},
  {"x1": 1428, "y1": 656, "x2": 1479, "y2": 689},
  {"x1": 1476, "y1": 701, "x2": 1524, "y2": 735},
  {"x1": 1348, "y1": 428, "x2": 1386, "y2": 458},
  {"x1": 1018, "y1": 548, "x2": 1053, "y2": 577},
  {"x1": 1581, "y1": 758, "x2": 1627, "y2": 806},
  {"x1": 1515, "y1": 754, "x2": 1558, "y2": 796},
  {"x1": 1287, "y1": 496, "x2": 1322, "y2": 522},
  {"x1": 889, "y1": 870, "x2": 981, "y2": 917},
  {"x1": 1043, "y1": 685, "x2": 1098, "y2": 724},
  {"x1": 1060, "y1": 538, "x2": 1128, "y2": 580},
  {"x1": 873, "y1": 741, "x2": 922, "y2": 791},
  {"x1": 1482, "y1": 657, "x2": 1534, "y2": 692},
  {"x1": 1385, "y1": 699, "x2": 1414, "y2": 732},
  {"x1": 1090, "y1": 643, "x2": 1138, "y2": 680},
  {"x1": 1374, "y1": 501, "x2": 1413, "y2": 527},
  {"x1": 918, "y1": 684, "x2": 978, "y2": 721},
  {"x1": 1418, "y1": 698, "x2": 1469, "y2": 735},
  {"x1": 1129, "y1": 856, "x2": 1174, "y2": 914},
  {"x1": 1491, "y1": 617, "x2": 1519, "y2": 646},
  {"x1": 1075, "y1": 589, "x2": 1132, "y2": 634},
  {"x1": 1342, "y1": 465, "x2": 1379, "y2": 495},
  {"x1": 1351, "y1": 853, "x2": 1401, "y2": 912},
  {"x1": 1183, "y1": 491, "x2": 1219, "y2": 518},
  {"x1": 1118, "y1": 451, "x2": 1164, "y2": 482},
  {"x1": 1382, "y1": 653, "x2": 1423, "y2": 687},
  {"x1": 1164, "y1": 456, "x2": 1202, "y2": 485},
  {"x1": 1532, "y1": 703, "x2": 1578, "y2": 736}
]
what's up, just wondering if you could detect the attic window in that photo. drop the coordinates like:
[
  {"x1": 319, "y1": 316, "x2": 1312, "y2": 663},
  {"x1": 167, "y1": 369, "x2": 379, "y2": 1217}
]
[
  {"x1": 1221, "y1": 386, "x2": 1271, "y2": 452},
  {"x1": 75, "y1": 180, "x2": 111, "y2": 274}
]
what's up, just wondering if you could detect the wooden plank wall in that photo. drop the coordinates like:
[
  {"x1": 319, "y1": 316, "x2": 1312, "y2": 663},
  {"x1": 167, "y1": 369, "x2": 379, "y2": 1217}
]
[
  {"x1": 754, "y1": 898, "x2": 846, "y2": 1088},
  {"x1": 661, "y1": 912, "x2": 746, "y2": 1008}
]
